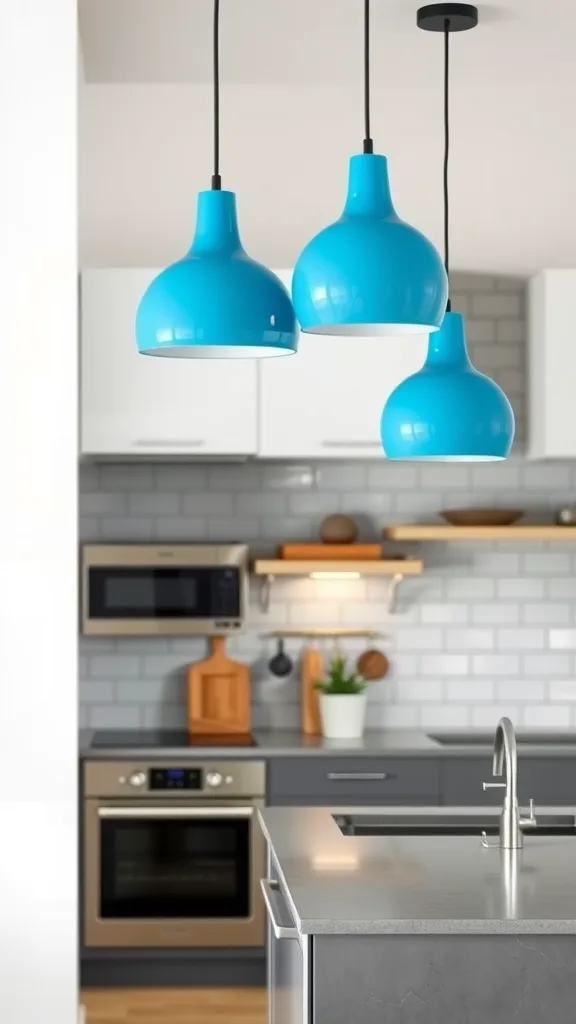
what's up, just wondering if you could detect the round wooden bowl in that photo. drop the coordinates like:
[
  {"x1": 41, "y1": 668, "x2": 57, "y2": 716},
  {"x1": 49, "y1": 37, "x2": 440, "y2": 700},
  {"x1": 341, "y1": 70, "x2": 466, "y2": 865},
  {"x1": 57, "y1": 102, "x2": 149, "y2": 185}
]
[
  {"x1": 357, "y1": 649, "x2": 390, "y2": 681},
  {"x1": 320, "y1": 514, "x2": 358, "y2": 544},
  {"x1": 440, "y1": 508, "x2": 524, "y2": 527}
]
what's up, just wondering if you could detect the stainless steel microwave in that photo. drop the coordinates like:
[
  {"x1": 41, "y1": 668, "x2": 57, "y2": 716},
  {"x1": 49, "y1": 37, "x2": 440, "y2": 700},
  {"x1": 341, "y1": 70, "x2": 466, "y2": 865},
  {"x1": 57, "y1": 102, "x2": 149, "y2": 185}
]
[{"x1": 81, "y1": 544, "x2": 248, "y2": 636}]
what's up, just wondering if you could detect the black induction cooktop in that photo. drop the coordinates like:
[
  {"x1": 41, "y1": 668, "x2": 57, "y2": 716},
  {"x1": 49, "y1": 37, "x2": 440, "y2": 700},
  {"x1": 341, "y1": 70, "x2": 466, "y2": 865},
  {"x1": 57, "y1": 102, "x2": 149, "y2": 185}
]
[{"x1": 90, "y1": 729, "x2": 257, "y2": 749}]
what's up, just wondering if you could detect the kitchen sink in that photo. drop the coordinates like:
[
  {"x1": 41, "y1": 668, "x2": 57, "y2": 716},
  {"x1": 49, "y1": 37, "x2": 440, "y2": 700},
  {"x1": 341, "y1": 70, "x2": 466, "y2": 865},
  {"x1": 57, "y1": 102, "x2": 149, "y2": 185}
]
[
  {"x1": 333, "y1": 812, "x2": 576, "y2": 838},
  {"x1": 428, "y1": 732, "x2": 576, "y2": 746}
]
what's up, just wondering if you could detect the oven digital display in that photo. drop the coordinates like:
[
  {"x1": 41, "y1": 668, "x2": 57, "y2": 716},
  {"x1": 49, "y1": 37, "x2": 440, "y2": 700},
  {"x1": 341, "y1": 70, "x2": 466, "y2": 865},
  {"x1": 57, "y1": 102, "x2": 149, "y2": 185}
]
[{"x1": 149, "y1": 768, "x2": 203, "y2": 790}]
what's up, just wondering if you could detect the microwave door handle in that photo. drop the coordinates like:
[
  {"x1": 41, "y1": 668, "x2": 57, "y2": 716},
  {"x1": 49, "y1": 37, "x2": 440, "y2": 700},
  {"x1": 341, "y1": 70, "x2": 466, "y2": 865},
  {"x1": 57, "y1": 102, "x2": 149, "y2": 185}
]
[{"x1": 98, "y1": 807, "x2": 254, "y2": 819}]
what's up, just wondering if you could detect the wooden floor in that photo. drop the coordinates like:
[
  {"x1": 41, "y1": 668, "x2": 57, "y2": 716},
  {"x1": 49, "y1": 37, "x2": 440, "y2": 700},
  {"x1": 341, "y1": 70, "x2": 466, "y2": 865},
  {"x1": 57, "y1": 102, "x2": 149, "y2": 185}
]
[{"x1": 81, "y1": 988, "x2": 267, "y2": 1024}]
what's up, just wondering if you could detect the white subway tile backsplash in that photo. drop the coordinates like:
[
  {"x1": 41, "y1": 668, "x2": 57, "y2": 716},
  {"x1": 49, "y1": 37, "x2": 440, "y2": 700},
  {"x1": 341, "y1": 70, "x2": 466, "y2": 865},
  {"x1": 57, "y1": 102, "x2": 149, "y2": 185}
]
[
  {"x1": 128, "y1": 492, "x2": 180, "y2": 515},
  {"x1": 549, "y1": 629, "x2": 576, "y2": 650},
  {"x1": 421, "y1": 654, "x2": 469, "y2": 676},
  {"x1": 236, "y1": 493, "x2": 287, "y2": 516},
  {"x1": 446, "y1": 579, "x2": 496, "y2": 600},
  {"x1": 549, "y1": 578, "x2": 576, "y2": 599},
  {"x1": 394, "y1": 629, "x2": 444, "y2": 652},
  {"x1": 445, "y1": 679, "x2": 495, "y2": 702},
  {"x1": 420, "y1": 705, "x2": 469, "y2": 728},
  {"x1": 446, "y1": 629, "x2": 494, "y2": 651},
  {"x1": 89, "y1": 654, "x2": 141, "y2": 678},
  {"x1": 523, "y1": 654, "x2": 571, "y2": 677},
  {"x1": 472, "y1": 603, "x2": 520, "y2": 625},
  {"x1": 420, "y1": 603, "x2": 469, "y2": 625},
  {"x1": 78, "y1": 276, "x2": 576, "y2": 732},
  {"x1": 496, "y1": 680, "x2": 545, "y2": 702},
  {"x1": 496, "y1": 628, "x2": 545, "y2": 650},
  {"x1": 398, "y1": 680, "x2": 443, "y2": 703},
  {"x1": 549, "y1": 680, "x2": 576, "y2": 702},
  {"x1": 471, "y1": 704, "x2": 520, "y2": 729},
  {"x1": 497, "y1": 578, "x2": 545, "y2": 599},
  {"x1": 522, "y1": 553, "x2": 572, "y2": 575},
  {"x1": 89, "y1": 705, "x2": 142, "y2": 728},
  {"x1": 472, "y1": 654, "x2": 520, "y2": 676},
  {"x1": 522, "y1": 603, "x2": 571, "y2": 625},
  {"x1": 522, "y1": 705, "x2": 571, "y2": 728},
  {"x1": 367, "y1": 464, "x2": 418, "y2": 490}
]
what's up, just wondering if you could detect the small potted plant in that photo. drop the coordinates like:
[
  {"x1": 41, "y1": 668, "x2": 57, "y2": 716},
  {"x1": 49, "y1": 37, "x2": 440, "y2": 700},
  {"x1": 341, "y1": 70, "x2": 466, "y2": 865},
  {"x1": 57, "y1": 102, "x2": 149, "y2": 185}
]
[{"x1": 315, "y1": 655, "x2": 368, "y2": 740}]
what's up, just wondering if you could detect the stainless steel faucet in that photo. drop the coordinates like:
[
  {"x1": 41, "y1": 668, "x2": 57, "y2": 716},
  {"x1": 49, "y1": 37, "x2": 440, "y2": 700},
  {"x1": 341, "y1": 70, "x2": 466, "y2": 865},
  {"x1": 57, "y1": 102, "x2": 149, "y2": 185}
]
[{"x1": 482, "y1": 717, "x2": 536, "y2": 849}]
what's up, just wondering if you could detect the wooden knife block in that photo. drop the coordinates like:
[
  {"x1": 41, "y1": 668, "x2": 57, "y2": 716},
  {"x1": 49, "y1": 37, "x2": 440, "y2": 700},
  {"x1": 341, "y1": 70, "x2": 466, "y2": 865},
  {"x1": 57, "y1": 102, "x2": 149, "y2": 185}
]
[
  {"x1": 301, "y1": 646, "x2": 324, "y2": 736},
  {"x1": 187, "y1": 636, "x2": 251, "y2": 735}
]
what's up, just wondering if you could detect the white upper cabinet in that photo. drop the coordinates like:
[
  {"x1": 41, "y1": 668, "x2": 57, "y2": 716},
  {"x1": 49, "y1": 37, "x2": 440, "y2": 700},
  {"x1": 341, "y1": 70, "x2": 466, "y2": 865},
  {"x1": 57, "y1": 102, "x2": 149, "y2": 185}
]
[
  {"x1": 528, "y1": 270, "x2": 576, "y2": 459},
  {"x1": 80, "y1": 269, "x2": 258, "y2": 456},
  {"x1": 258, "y1": 270, "x2": 427, "y2": 459}
]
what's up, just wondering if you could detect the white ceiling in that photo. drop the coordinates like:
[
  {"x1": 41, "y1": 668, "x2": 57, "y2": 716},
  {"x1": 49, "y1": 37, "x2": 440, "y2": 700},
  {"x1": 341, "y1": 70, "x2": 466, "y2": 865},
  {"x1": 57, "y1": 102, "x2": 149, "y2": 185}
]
[{"x1": 78, "y1": 0, "x2": 576, "y2": 274}]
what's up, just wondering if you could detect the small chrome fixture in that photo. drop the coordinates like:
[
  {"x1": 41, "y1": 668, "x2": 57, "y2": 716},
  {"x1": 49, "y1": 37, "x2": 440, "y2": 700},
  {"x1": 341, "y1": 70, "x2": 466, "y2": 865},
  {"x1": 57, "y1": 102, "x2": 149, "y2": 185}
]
[{"x1": 481, "y1": 717, "x2": 537, "y2": 849}]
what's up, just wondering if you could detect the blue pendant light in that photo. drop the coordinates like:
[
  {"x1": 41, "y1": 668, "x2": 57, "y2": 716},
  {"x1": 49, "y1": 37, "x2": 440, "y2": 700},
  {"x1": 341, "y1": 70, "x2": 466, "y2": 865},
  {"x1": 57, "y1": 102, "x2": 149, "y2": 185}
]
[
  {"x1": 381, "y1": 4, "x2": 514, "y2": 460},
  {"x1": 136, "y1": 0, "x2": 297, "y2": 359},
  {"x1": 292, "y1": 0, "x2": 448, "y2": 336}
]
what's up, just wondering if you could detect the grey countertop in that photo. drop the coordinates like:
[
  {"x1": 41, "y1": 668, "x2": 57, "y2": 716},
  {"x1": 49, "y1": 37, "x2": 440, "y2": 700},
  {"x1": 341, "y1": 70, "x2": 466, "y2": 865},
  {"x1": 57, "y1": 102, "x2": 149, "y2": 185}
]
[
  {"x1": 79, "y1": 728, "x2": 576, "y2": 759},
  {"x1": 259, "y1": 805, "x2": 576, "y2": 935}
]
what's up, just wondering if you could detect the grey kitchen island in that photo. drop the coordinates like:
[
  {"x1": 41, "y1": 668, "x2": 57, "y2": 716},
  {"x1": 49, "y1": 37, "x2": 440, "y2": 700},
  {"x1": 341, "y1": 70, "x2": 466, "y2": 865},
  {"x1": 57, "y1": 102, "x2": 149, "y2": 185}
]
[{"x1": 259, "y1": 806, "x2": 576, "y2": 1024}]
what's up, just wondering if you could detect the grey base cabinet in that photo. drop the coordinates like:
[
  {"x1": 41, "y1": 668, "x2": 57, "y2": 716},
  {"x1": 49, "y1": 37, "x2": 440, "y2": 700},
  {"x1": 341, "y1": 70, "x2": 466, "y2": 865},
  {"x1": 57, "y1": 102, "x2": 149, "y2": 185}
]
[
  {"x1": 442, "y1": 757, "x2": 576, "y2": 806},
  {"x1": 312, "y1": 934, "x2": 576, "y2": 1024},
  {"x1": 268, "y1": 756, "x2": 576, "y2": 808},
  {"x1": 268, "y1": 758, "x2": 441, "y2": 806}
]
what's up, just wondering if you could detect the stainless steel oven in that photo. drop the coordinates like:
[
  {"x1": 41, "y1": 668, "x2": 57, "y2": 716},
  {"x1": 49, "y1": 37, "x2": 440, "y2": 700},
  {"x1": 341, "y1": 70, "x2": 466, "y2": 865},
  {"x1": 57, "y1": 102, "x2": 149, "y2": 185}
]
[
  {"x1": 81, "y1": 544, "x2": 248, "y2": 636},
  {"x1": 83, "y1": 760, "x2": 265, "y2": 948}
]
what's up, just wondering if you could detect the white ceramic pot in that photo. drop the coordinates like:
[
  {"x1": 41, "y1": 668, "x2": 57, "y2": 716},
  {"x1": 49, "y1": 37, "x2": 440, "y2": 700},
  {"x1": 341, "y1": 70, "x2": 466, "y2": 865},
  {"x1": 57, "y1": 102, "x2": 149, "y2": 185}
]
[{"x1": 319, "y1": 692, "x2": 367, "y2": 740}]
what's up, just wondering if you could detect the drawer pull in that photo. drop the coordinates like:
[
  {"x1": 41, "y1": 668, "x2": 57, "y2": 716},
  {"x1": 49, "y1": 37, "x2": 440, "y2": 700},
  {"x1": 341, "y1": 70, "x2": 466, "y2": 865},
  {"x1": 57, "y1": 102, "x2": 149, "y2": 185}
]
[{"x1": 326, "y1": 772, "x2": 393, "y2": 782}]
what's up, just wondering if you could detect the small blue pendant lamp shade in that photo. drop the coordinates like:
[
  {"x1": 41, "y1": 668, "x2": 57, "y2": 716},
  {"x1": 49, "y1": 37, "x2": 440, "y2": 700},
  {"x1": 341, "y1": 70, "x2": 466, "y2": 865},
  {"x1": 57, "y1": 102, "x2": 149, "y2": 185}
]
[
  {"x1": 380, "y1": 312, "x2": 515, "y2": 460},
  {"x1": 136, "y1": 190, "x2": 297, "y2": 358},
  {"x1": 292, "y1": 154, "x2": 448, "y2": 336}
]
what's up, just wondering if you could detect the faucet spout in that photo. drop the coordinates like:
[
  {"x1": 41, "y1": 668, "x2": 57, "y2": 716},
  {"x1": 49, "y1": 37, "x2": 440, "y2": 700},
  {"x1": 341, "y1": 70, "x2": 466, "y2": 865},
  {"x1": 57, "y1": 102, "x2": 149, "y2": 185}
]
[{"x1": 493, "y1": 717, "x2": 518, "y2": 808}]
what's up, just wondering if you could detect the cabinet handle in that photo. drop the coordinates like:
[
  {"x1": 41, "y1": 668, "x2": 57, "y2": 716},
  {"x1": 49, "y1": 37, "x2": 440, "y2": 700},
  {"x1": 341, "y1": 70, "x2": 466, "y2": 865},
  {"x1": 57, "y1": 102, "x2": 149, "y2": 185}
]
[
  {"x1": 260, "y1": 879, "x2": 298, "y2": 940},
  {"x1": 133, "y1": 439, "x2": 206, "y2": 448},
  {"x1": 326, "y1": 772, "x2": 392, "y2": 782},
  {"x1": 321, "y1": 440, "x2": 381, "y2": 449}
]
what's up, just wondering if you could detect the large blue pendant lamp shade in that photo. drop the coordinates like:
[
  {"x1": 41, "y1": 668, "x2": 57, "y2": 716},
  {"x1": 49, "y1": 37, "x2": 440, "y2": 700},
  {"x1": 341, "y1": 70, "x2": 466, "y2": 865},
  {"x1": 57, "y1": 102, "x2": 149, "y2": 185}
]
[
  {"x1": 381, "y1": 4, "x2": 514, "y2": 460},
  {"x1": 292, "y1": 0, "x2": 448, "y2": 336},
  {"x1": 136, "y1": 0, "x2": 297, "y2": 359}
]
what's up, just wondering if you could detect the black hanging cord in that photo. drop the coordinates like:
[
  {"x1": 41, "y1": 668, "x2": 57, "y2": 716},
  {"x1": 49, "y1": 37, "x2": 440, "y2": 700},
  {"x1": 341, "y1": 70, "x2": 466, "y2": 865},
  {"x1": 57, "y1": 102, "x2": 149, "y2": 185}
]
[
  {"x1": 363, "y1": 0, "x2": 373, "y2": 154},
  {"x1": 211, "y1": 0, "x2": 221, "y2": 189},
  {"x1": 443, "y1": 18, "x2": 451, "y2": 310}
]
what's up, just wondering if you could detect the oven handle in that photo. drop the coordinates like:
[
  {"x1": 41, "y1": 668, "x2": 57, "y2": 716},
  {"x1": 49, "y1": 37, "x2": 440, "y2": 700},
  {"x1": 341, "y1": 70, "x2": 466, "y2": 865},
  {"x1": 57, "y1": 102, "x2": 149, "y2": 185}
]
[{"x1": 98, "y1": 806, "x2": 254, "y2": 819}]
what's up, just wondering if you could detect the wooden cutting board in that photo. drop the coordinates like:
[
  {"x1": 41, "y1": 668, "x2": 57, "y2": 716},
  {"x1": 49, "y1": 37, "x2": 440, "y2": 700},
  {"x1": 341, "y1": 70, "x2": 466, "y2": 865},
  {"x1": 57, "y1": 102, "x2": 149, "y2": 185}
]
[
  {"x1": 278, "y1": 543, "x2": 381, "y2": 560},
  {"x1": 187, "y1": 636, "x2": 251, "y2": 735},
  {"x1": 301, "y1": 645, "x2": 324, "y2": 736}
]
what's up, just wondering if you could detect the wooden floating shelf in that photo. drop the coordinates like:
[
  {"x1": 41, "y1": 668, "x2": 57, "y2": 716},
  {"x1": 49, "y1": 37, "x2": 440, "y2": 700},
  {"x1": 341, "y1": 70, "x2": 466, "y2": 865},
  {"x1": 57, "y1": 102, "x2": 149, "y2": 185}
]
[
  {"x1": 263, "y1": 628, "x2": 384, "y2": 639},
  {"x1": 253, "y1": 559, "x2": 423, "y2": 576},
  {"x1": 383, "y1": 525, "x2": 576, "y2": 542}
]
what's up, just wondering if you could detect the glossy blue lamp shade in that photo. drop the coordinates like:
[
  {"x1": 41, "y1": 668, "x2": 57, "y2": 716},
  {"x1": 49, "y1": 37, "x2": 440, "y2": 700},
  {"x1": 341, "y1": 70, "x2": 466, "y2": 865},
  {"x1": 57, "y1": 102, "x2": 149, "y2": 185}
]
[
  {"x1": 380, "y1": 312, "x2": 515, "y2": 460},
  {"x1": 292, "y1": 153, "x2": 448, "y2": 336},
  {"x1": 136, "y1": 190, "x2": 297, "y2": 358}
]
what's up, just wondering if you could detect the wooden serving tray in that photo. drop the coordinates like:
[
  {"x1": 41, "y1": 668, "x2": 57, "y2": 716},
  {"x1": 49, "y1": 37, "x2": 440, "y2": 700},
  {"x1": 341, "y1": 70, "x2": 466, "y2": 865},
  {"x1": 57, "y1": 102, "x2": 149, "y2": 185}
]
[{"x1": 278, "y1": 543, "x2": 381, "y2": 561}]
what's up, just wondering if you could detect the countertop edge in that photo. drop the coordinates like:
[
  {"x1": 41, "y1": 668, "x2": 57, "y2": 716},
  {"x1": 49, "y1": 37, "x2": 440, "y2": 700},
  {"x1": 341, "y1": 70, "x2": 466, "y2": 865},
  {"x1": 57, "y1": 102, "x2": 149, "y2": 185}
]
[{"x1": 78, "y1": 729, "x2": 576, "y2": 759}]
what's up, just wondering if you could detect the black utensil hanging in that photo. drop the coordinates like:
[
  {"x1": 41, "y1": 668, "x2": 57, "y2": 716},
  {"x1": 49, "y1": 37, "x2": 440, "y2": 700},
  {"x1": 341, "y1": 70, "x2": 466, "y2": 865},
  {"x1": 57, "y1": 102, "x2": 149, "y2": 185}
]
[{"x1": 268, "y1": 639, "x2": 293, "y2": 678}]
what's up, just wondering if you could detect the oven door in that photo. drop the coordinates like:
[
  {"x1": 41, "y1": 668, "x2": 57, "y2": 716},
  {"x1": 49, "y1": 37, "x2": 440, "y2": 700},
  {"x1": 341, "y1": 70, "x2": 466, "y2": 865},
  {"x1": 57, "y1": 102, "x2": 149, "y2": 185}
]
[{"x1": 84, "y1": 799, "x2": 265, "y2": 947}]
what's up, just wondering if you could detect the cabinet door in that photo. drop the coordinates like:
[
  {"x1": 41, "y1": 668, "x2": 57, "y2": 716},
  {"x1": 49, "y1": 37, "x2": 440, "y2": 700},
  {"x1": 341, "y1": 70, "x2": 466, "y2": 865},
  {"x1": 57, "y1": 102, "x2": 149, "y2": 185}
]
[
  {"x1": 268, "y1": 757, "x2": 442, "y2": 805},
  {"x1": 259, "y1": 270, "x2": 427, "y2": 459},
  {"x1": 80, "y1": 269, "x2": 258, "y2": 456},
  {"x1": 266, "y1": 857, "x2": 310, "y2": 1024},
  {"x1": 442, "y1": 757, "x2": 576, "y2": 806}
]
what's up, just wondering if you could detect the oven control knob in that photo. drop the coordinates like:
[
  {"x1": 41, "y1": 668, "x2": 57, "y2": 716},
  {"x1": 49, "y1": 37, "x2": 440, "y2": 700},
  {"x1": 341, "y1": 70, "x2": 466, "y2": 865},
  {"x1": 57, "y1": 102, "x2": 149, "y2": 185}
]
[
  {"x1": 206, "y1": 771, "x2": 223, "y2": 788},
  {"x1": 128, "y1": 771, "x2": 146, "y2": 789}
]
